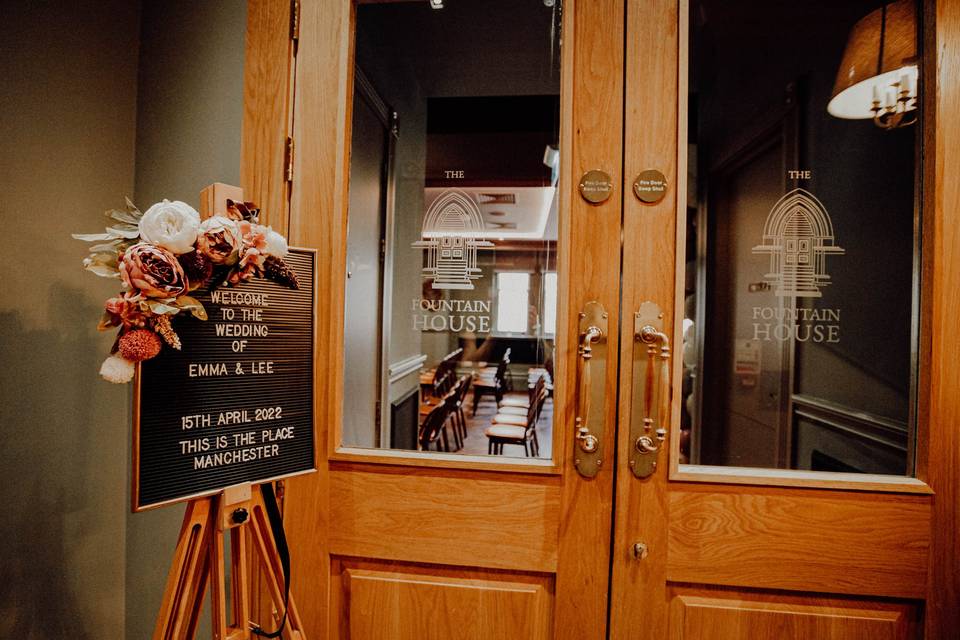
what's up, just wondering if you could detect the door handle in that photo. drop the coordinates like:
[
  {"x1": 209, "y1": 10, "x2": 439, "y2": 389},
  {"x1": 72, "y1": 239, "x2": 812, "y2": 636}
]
[
  {"x1": 574, "y1": 301, "x2": 608, "y2": 478},
  {"x1": 629, "y1": 301, "x2": 671, "y2": 478}
]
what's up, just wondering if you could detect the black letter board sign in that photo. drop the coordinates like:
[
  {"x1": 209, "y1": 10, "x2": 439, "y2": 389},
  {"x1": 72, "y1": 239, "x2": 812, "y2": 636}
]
[{"x1": 133, "y1": 248, "x2": 315, "y2": 511}]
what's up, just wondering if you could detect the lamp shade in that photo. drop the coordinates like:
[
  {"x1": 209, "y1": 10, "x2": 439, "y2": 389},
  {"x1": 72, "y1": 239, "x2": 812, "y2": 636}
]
[{"x1": 827, "y1": 0, "x2": 918, "y2": 119}]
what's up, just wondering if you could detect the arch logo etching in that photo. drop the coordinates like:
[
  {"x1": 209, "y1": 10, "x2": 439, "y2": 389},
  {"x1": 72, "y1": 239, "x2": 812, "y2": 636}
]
[
  {"x1": 752, "y1": 188, "x2": 845, "y2": 298},
  {"x1": 413, "y1": 189, "x2": 494, "y2": 291}
]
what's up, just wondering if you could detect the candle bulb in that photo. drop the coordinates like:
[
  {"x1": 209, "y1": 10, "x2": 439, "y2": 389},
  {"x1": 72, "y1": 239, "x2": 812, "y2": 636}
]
[
  {"x1": 872, "y1": 84, "x2": 881, "y2": 104},
  {"x1": 901, "y1": 73, "x2": 910, "y2": 97}
]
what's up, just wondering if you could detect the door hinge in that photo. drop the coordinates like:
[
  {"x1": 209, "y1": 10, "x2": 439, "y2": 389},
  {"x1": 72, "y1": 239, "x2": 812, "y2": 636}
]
[
  {"x1": 284, "y1": 136, "x2": 294, "y2": 183},
  {"x1": 290, "y1": 0, "x2": 301, "y2": 43}
]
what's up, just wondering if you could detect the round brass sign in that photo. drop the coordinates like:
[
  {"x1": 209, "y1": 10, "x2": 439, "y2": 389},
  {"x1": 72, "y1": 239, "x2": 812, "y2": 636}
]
[
  {"x1": 578, "y1": 170, "x2": 613, "y2": 204},
  {"x1": 633, "y1": 169, "x2": 668, "y2": 204}
]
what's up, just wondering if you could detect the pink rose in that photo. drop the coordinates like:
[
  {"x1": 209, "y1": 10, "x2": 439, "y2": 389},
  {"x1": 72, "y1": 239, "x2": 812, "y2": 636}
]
[{"x1": 119, "y1": 242, "x2": 188, "y2": 298}]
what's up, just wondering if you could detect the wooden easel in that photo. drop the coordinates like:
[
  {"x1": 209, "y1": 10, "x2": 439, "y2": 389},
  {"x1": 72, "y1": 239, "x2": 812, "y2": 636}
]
[{"x1": 153, "y1": 483, "x2": 306, "y2": 640}]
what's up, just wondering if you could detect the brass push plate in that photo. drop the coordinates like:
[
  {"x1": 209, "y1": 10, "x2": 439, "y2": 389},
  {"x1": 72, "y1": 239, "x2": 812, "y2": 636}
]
[
  {"x1": 574, "y1": 301, "x2": 608, "y2": 478},
  {"x1": 630, "y1": 301, "x2": 666, "y2": 478},
  {"x1": 579, "y1": 170, "x2": 613, "y2": 204},
  {"x1": 633, "y1": 169, "x2": 668, "y2": 204}
]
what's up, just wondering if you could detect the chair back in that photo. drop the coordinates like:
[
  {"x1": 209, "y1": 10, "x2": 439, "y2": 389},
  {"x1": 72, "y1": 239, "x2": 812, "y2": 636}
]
[
  {"x1": 419, "y1": 401, "x2": 449, "y2": 450},
  {"x1": 456, "y1": 374, "x2": 472, "y2": 406},
  {"x1": 433, "y1": 371, "x2": 453, "y2": 397},
  {"x1": 433, "y1": 347, "x2": 463, "y2": 385}
]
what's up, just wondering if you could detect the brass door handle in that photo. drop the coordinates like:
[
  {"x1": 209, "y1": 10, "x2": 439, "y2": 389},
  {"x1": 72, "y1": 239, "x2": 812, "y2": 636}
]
[
  {"x1": 574, "y1": 302, "x2": 608, "y2": 477},
  {"x1": 629, "y1": 302, "x2": 671, "y2": 478}
]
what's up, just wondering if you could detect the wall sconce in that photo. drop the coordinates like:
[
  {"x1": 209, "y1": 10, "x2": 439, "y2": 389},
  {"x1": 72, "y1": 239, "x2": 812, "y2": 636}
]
[
  {"x1": 429, "y1": 0, "x2": 444, "y2": 9},
  {"x1": 827, "y1": 0, "x2": 918, "y2": 130}
]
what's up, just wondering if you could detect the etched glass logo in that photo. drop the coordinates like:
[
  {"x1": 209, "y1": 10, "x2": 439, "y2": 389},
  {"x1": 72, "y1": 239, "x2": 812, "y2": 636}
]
[
  {"x1": 413, "y1": 188, "x2": 493, "y2": 290},
  {"x1": 752, "y1": 188, "x2": 844, "y2": 298}
]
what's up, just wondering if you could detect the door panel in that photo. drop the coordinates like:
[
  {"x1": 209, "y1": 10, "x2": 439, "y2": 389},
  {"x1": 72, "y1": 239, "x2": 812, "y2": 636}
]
[
  {"x1": 668, "y1": 588, "x2": 919, "y2": 640},
  {"x1": 327, "y1": 466, "x2": 560, "y2": 573},
  {"x1": 332, "y1": 559, "x2": 554, "y2": 640},
  {"x1": 666, "y1": 487, "x2": 929, "y2": 598}
]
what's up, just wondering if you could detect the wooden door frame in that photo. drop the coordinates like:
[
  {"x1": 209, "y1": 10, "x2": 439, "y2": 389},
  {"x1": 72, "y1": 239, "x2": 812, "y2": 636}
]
[
  {"x1": 609, "y1": 1, "x2": 960, "y2": 638},
  {"x1": 242, "y1": 0, "x2": 960, "y2": 637},
  {"x1": 924, "y1": 1, "x2": 960, "y2": 635}
]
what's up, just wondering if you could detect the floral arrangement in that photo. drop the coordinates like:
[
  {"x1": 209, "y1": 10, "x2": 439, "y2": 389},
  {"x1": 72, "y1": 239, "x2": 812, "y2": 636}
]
[{"x1": 74, "y1": 198, "x2": 299, "y2": 384}]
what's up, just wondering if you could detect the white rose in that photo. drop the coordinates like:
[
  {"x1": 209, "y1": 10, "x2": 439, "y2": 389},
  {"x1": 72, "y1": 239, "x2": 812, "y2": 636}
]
[
  {"x1": 139, "y1": 199, "x2": 201, "y2": 254},
  {"x1": 263, "y1": 227, "x2": 289, "y2": 258},
  {"x1": 100, "y1": 354, "x2": 135, "y2": 384}
]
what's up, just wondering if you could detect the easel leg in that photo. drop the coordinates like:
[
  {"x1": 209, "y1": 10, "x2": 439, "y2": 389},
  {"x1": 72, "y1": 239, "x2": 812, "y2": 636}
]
[
  {"x1": 153, "y1": 499, "x2": 216, "y2": 640},
  {"x1": 153, "y1": 486, "x2": 307, "y2": 640}
]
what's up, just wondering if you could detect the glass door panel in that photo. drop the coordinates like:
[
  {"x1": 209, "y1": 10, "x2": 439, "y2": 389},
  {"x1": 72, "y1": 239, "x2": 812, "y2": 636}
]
[
  {"x1": 681, "y1": 0, "x2": 921, "y2": 474},
  {"x1": 341, "y1": 0, "x2": 563, "y2": 460}
]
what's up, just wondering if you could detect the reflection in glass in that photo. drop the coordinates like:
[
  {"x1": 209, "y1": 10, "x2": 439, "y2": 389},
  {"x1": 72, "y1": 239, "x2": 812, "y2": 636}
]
[
  {"x1": 683, "y1": 0, "x2": 919, "y2": 475},
  {"x1": 342, "y1": 1, "x2": 562, "y2": 460}
]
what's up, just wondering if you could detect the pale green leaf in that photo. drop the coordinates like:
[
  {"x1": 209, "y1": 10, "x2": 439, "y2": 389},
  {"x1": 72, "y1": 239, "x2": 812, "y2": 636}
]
[
  {"x1": 72, "y1": 232, "x2": 114, "y2": 242},
  {"x1": 85, "y1": 264, "x2": 121, "y2": 278},
  {"x1": 107, "y1": 208, "x2": 140, "y2": 225},
  {"x1": 176, "y1": 295, "x2": 208, "y2": 320},
  {"x1": 147, "y1": 300, "x2": 181, "y2": 315},
  {"x1": 88, "y1": 240, "x2": 123, "y2": 253},
  {"x1": 124, "y1": 197, "x2": 142, "y2": 217},
  {"x1": 107, "y1": 226, "x2": 141, "y2": 239}
]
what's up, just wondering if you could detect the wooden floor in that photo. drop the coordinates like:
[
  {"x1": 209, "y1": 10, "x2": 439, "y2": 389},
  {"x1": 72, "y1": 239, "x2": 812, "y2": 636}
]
[{"x1": 454, "y1": 394, "x2": 554, "y2": 459}]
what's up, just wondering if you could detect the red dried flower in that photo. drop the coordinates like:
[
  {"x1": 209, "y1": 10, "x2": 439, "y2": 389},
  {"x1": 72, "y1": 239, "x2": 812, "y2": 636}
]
[{"x1": 118, "y1": 328, "x2": 163, "y2": 362}]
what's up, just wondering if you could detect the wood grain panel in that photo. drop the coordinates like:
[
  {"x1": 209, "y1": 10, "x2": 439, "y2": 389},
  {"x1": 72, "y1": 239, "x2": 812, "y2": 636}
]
[
  {"x1": 667, "y1": 487, "x2": 930, "y2": 598},
  {"x1": 608, "y1": 0, "x2": 678, "y2": 638},
  {"x1": 337, "y1": 565, "x2": 551, "y2": 640},
  {"x1": 328, "y1": 465, "x2": 561, "y2": 573},
  {"x1": 283, "y1": 0, "x2": 353, "y2": 638},
  {"x1": 669, "y1": 591, "x2": 917, "y2": 640},
  {"x1": 926, "y1": 0, "x2": 960, "y2": 636},
  {"x1": 241, "y1": 0, "x2": 295, "y2": 234},
  {"x1": 553, "y1": 1, "x2": 625, "y2": 639}
]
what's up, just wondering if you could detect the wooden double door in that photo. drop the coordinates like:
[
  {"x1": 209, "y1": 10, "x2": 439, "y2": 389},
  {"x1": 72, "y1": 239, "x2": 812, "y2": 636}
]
[{"x1": 239, "y1": 0, "x2": 960, "y2": 638}]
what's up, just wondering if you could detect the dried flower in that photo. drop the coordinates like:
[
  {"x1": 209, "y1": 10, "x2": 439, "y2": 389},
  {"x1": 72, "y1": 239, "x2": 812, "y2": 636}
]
[
  {"x1": 264, "y1": 256, "x2": 300, "y2": 289},
  {"x1": 197, "y1": 215, "x2": 242, "y2": 264},
  {"x1": 118, "y1": 328, "x2": 163, "y2": 362},
  {"x1": 120, "y1": 242, "x2": 189, "y2": 298},
  {"x1": 138, "y1": 200, "x2": 200, "y2": 254},
  {"x1": 153, "y1": 314, "x2": 182, "y2": 350},
  {"x1": 100, "y1": 354, "x2": 135, "y2": 384},
  {"x1": 227, "y1": 221, "x2": 270, "y2": 285},
  {"x1": 178, "y1": 250, "x2": 213, "y2": 290},
  {"x1": 103, "y1": 292, "x2": 149, "y2": 329},
  {"x1": 226, "y1": 199, "x2": 260, "y2": 223}
]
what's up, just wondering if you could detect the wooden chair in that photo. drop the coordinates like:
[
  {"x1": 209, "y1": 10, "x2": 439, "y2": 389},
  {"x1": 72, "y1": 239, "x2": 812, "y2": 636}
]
[
  {"x1": 418, "y1": 400, "x2": 451, "y2": 452},
  {"x1": 484, "y1": 381, "x2": 547, "y2": 457},
  {"x1": 472, "y1": 349, "x2": 510, "y2": 416},
  {"x1": 442, "y1": 387, "x2": 463, "y2": 451},
  {"x1": 499, "y1": 374, "x2": 545, "y2": 412},
  {"x1": 451, "y1": 374, "x2": 472, "y2": 443}
]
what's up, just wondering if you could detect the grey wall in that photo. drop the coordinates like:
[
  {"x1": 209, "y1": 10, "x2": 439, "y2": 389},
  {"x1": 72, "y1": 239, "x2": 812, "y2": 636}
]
[
  {"x1": 127, "y1": 1, "x2": 247, "y2": 637},
  {"x1": 0, "y1": 1, "x2": 140, "y2": 636},
  {"x1": 0, "y1": 1, "x2": 247, "y2": 636}
]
